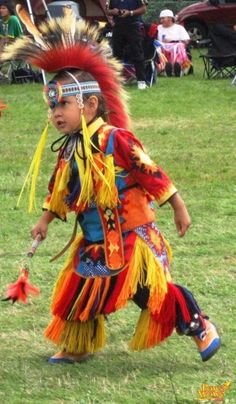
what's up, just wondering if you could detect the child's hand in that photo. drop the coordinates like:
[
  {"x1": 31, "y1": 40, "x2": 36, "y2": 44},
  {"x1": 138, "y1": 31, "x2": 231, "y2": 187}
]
[
  {"x1": 174, "y1": 205, "x2": 191, "y2": 237},
  {"x1": 30, "y1": 211, "x2": 55, "y2": 240},
  {"x1": 168, "y1": 193, "x2": 191, "y2": 237},
  {"x1": 31, "y1": 219, "x2": 48, "y2": 240}
]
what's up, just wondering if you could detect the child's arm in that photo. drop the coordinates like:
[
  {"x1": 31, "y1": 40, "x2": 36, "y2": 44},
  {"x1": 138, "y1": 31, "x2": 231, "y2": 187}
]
[
  {"x1": 31, "y1": 210, "x2": 55, "y2": 240},
  {"x1": 168, "y1": 193, "x2": 191, "y2": 237},
  {"x1": 110, "y1": 129, "x2": 191, "y2": 236}
]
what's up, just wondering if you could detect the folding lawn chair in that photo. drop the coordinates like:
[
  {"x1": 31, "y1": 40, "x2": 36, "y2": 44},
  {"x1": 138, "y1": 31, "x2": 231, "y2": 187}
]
[
  {"x1": 0, "y1": 38, "x2": 39, "y2": 84},
  {"x1": 0, "y1": 60, "x2": 38, "y2": 84},
  {"x1": 199, "y1": 24, "x2": 236, "y2": 79}
]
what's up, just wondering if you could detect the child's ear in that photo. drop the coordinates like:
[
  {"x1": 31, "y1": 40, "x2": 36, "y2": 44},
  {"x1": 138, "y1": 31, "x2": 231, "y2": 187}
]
[{"x1": 87, "y1": 95, "x2": 99, "y2": 111}]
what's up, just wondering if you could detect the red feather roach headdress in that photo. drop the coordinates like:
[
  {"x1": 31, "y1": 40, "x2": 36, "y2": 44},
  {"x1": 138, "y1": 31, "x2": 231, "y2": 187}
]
[{"x1": 1, "y1": 16, "x2": 130, "y2": 129}]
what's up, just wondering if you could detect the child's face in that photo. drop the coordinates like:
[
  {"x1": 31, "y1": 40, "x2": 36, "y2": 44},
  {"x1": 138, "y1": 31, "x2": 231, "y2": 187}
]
[
  {"x1": 50, "y1": 91, "x2": 99, "y2": 134},
  {"x1": 51, "y1": 95, "x2": 82, "y2": 134}
]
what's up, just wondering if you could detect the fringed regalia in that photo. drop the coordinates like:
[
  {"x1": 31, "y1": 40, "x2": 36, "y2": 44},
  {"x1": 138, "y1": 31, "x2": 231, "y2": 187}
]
[
  {"x1": 43, "y1": 117, "x2": 203, "y2": 354},
  {"x1": 1, "y1": 15, "x2": 206, "y2": 354}
]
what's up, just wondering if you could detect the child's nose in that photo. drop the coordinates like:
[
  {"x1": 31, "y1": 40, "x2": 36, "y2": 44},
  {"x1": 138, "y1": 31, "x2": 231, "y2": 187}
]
[{"x1": 52, "y1": 105, "x2": 62, "y2": 117}]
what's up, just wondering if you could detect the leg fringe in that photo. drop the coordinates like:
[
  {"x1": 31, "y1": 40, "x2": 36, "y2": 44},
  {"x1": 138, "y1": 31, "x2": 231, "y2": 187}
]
[
  {"x1": 116, "y1": 236, "x2": 169, "y2": 313},
  {"x1": 129, "y1": 309, "x2": 163, "y2": 351},
  {"x1": 44, "y1": 314, "x2": 106, "y2": 354}
]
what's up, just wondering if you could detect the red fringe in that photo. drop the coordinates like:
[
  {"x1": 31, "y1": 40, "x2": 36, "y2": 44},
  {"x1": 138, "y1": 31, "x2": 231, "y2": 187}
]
[
  {"x1": 53, "y1": 272, "x2": 81, "y2": 319},
  {"x1": 103, "y1": 267, "x2": 128, "y2": 314},
  {"x1": 72, "y1": 278, "x2": 94, "y2": 320},
  {"x1": 151, "y1": 282, "x2": 192, "y2": 341}
]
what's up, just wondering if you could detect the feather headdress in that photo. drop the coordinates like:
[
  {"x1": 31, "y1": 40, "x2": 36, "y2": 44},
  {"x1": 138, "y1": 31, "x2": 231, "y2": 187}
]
[
  {"x1": 1, "y1": 15, "x2": 130, "y2": 129},
  {"x1": 1, "y1": 14, "x2": 130, "y2": 212}
]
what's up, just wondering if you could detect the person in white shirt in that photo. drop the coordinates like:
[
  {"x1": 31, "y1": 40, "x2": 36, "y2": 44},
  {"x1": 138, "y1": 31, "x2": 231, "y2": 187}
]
[{"x1": 157, "y1": 9, "x2": 192, "y2": 77}]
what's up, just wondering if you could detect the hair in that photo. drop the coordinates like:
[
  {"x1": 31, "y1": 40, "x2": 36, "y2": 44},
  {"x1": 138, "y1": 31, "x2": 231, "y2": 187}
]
[
  {"x1": 52, "y1": 69, "x2": 108, "y2": 120},
  {"x1": 0, "y1": 1, "x2": 15, "y2": 15}
]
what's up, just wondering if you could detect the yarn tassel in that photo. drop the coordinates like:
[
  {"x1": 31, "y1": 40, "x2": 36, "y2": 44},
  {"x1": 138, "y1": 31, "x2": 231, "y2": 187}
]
[
  {"x1": 76, "y1": 115, "x2": 118, "y2": 210},
  {"x1": 45, "y1": 314, "x2": 106, "y2": 353},
  {"x1": 94, "y1": 154, "x2": 118, "y2": 208},
  {"x1": 115, "y1": 237, "x2": 168, "y2": 311},
  {"x1": 75, "y1": 114, "x2": 94, "y2": 210},
  {"x1": 16, "y1": 122, "x2": 49, "y2": 212},
  {"x1": 48, "y1": 159, "x2": 70, "y2": 219}
]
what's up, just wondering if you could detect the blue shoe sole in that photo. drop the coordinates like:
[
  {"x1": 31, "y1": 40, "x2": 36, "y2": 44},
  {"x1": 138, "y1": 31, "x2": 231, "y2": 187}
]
[
  {"x1": 201, "y1": 338, "x2": 221, "y2": 362},
  {"x1": 48, "y1": 356, "x2": 75, "y2": 364}
]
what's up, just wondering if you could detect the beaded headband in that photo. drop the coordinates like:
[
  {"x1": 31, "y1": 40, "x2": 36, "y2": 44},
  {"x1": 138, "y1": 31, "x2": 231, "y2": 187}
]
[{"x1": 43, "y1": 76, "x2": 101, "y2": 109}]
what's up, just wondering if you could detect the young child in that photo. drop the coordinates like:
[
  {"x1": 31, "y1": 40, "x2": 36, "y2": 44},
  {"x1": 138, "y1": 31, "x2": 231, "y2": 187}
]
[{"x1": 1, "y1": 17, "x2": 220, "y2": 364}]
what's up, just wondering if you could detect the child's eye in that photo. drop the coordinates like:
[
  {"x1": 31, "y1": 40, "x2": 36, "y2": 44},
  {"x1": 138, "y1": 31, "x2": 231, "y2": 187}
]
[{"x1": 61, "y1": 99, "x2": 68, "y2": 105}]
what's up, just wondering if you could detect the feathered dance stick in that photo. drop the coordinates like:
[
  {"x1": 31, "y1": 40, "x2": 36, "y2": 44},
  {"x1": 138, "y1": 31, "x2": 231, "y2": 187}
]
[{"x1": 2, "y1": 235, "x2": 41, "y2": 304}]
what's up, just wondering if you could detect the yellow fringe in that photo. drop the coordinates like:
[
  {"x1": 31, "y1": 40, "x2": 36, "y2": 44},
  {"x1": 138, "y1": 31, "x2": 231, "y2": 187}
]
[
  {"x1": 129, "y1": 309, "x2": 150, "y2": 351},
  {"x1": 75, "y1": 114, "x2": 95, "y2": 209},
  {"x1": 48, "y1": 160, "x2": 70, "y2": 219},
  {"x1": 16, "y1": 122, "x2": 49, "y2": 212},
  {"x1": 129, "y1": 309, "x2": 163, "y2": 351},
  {"x1": 44, "y1": 315, "x2": 106, "y2": 354},
  {"x1": 115, "y1": 236, "x2": 169, "y2": 312},
  {"x1": 58, "y1": 160, "x2": 70, "y2": 192},
  {"x1": 74, "y1": 146, "x2": 93, "y2": 211},
  {"x1": 94, "y1": 154, "x2": 118, "y2": 208},
  {"x1": 75, "y1": 116, "x2": 118, "y2": 210}
]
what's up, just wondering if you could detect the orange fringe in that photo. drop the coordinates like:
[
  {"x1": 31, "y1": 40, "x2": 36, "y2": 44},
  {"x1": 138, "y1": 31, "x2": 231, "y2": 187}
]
[
  {"x1": 129, "y1": 309, "x2": 167, "y2": 351},
  {"x1": 79, "y1": 278, "x2": 103, "y2": 321},
  {"x1": 115, "y1": 236, "x2": 169, "y2": 313},
  {"x1": 44, "y1": 315, "x2": 66, "y2": 344},
  {"x1": 45, "y1": 314, "x2": 106, "y2": 354},
  {"x1": 96, "y1": 278, "x2": 111, "y2": 313}
]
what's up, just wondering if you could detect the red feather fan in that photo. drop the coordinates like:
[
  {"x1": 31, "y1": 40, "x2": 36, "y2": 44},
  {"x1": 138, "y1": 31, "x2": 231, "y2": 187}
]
[
  {"x1": 2, "y1": 236, "x2": 41, "y2": 304},
  {"x1": 3, "y1": 267, "x2": 40, "y2": 304}
]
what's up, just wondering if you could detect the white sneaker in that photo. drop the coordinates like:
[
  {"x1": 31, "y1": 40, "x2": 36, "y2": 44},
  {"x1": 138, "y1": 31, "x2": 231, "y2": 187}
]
[{"x1": 137, "y1": 81, "x2": 147, "y2": 90}]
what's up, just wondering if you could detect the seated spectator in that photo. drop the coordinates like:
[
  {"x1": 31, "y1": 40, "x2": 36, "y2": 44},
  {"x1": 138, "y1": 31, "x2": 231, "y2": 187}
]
[
  {"x1": 0, "y1": 0, "x2": 23, "y2": 43},
  {"x1": 157, "y1": 9, "x2": 191, "y2": 77}
]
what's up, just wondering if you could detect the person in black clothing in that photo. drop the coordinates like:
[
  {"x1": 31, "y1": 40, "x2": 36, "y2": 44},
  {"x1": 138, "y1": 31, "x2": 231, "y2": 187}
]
[{"x1": 106, "y1": 0, "x2": 148, "y2": 89}]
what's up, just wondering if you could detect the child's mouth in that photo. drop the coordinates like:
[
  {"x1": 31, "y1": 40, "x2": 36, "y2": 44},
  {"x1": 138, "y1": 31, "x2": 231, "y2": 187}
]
[{"x1": 57, "y1": 120, "x2": 66, "y2": 129}]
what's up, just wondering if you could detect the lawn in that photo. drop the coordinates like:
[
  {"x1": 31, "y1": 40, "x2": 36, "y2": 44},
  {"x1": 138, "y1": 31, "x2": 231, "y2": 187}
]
[{"x1": 0, "y1": 51, "x2": 235, "y2": 403}]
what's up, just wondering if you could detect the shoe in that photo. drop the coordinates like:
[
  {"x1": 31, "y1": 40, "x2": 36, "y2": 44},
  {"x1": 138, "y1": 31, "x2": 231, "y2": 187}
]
[
  {"x1": 48, "y1": 356, "x2": 75, "y2": 364},
  {"x1": 192, "y1": 320, "x2": 221, "y2": 362},
  {"x1": 165, "y1": 62, "x2": 172, "y2": 77},
  {"x1": 174, "y1": 62, "x2": 181, "y2": 77},
  {"x1": 48, "y1": 351, "x2": 92, "y2": 364},
  {"x1": 137, "y1": 81, "x2": 147, "y2": 90}
]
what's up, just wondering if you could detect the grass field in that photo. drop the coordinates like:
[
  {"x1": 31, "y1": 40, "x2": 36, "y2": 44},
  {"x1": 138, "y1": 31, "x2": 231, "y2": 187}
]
[{"x1": 0, "y1": 52, "x2": 235, "y2": 403}]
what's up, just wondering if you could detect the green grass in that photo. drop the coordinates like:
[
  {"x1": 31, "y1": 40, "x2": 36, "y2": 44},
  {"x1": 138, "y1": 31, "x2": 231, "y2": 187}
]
[{"x1": 0, "y1": 52, "x2": 235, "y2": 403}]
